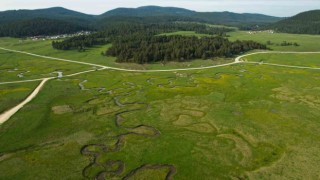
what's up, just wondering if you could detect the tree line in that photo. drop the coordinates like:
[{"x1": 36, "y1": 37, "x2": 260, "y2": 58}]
[
  {"x1": 106, "y1": 35, "x2": 266, "y2": 64},
  {"x1": 51, "y1": 23, "x2": 234, "y2": 50},
  {"x1": 52, "y1": 34, "x2": 109, "y2": 51},
  {"x1": 52, "y1": 22, "x2": 266, "y2": 64},
  {"x1": 0, "y1": 18, "x2": 87, "y2": 37}
]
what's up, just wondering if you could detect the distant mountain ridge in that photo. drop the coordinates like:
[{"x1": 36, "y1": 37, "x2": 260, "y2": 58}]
[
  {"x1": 3, "y1": 6, "x2": 312, "y2": 37},
  {"x1": 99, "y1": 6, "x2": 282, "y2": 25},
  {"x1": 101, "y1": 6, "x2": 196, "y2": 17},
  {"x1": 0, "y1": 6, "x2": 282, "y2": 26}
]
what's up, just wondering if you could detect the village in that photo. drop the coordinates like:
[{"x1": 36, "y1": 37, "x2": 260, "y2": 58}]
[{"x1": 29, "y1": 31, "x2": 92, "y2": 41}]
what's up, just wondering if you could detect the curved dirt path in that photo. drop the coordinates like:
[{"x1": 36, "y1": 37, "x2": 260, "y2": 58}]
[
  {"x1": 0, "y1": 47, "x2": 238, "y2": 72},
  {"x1": 0, "y1": 78, "x2": 53, "y2": 124},
  {"x1": 1, "y1": 47, "x2": 320, "y2": 73}
]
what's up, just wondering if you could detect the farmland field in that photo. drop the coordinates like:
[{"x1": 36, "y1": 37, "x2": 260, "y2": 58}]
[{"x1": 0, "y1": 30, "x2": 320, "y2": 180}]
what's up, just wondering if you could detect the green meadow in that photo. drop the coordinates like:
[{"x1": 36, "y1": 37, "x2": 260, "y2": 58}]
[
  {"x1": 0, "y1": 29, "x2": 320, "y2": 179},
  {"x1": 0, "y1": 82, "x2": 39, "y2": 114},
  {"x1": 158, "y1": 31, "x2": 214, "y2": 38},
  {"x1": 244, "y1": 53, "x2": 320, "y2": 67},
  {"x1": 227, "y1": 31, "x2": 320, "y2": 51}
]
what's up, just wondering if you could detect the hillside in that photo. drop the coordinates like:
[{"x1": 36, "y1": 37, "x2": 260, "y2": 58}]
[
  {"x1": 270, "y1": 10, "x2": 320, "y2": 34},
  {"x1": 101, "y1": 6, "x2": 195, "y2": 17},
  {"x1": 0, "y1": 6, "x2": 284, "y2": 37},
  {"x1": 0, "y1": 18, "x2": 89, "y2": 37},
  {"x1": 100, "y1": 6, "x2": 282, "y2": 26}
]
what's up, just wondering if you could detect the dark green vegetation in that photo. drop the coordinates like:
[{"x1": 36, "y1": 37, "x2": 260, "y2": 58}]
[
  {"x1": 52, "y1": 23, "x2": 235, "y2": 50},
  {"x1": 100, "y1": 6, "x2": 282, "y2": 26},
  {"x1": 1, "y1": 6, "x2": 319, "y2": 39},
  {"x1": 270, "y1": 10, "x2": 320, "y2": 34},
  {"x1": 0, "y1": 18, "x2": 89, "y2": 37},
  {"x1": 52, "y1": 34, "x2": 110, "y2": 51},
  {"x1": 52, "y1": 23, "x2": 267, "y2": 63},
  {"x1": 107, "y1": 36, "x2": 266, "y2": 63},
  {"x1": 0, "y1": 6, "x2": 283, "y2": 37}
]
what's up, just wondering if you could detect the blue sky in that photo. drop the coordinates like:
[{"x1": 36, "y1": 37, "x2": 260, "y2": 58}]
[{"x1": 0, "y1": 0, "x2": 319, "y2": 17}]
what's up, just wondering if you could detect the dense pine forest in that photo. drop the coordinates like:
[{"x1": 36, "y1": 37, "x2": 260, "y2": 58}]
[
  {"x1": 52, "y1": 23, "x2": 266, "y2": 63},
  {"x1": 0, "y1": 18, "x2": 88, "y2": 37},
  {"x1": 107, "y1": 36, "x2": 266, "y2": 63},
  {"x1": 52, "y1": 34, "x2": 109, "y2": 50},
  {"x1": 51, "y1": 23, "x2": 234, "y2": 50}
]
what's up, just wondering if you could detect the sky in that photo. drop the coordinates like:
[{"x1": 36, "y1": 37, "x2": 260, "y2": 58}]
[{"x1": 0, "y1": 0, "x2": 319, "y2": 17}]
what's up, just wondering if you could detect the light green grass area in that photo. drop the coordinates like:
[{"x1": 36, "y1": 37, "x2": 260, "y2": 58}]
[
  {"x1": 227, "y1": 31, "x2": 320, "y2": 51},
  {"x1": 0, "y1": 82, "x2": 39, "y2": 113},
  {"x1": 244, "y1": 53, "x2": 320, "y2": 67},
  {"x1": 158, "y1": 31, "x2": 214, "y2": 37},
  {"x1": 0, "y1": 49, "x2": 93, "y2": 81},
  {"x1": 0, "y1": 38, "x2": 233, "y2": 70},
  {"x1": 0, "y1": 62, "x2": 320, "y2": 179}
]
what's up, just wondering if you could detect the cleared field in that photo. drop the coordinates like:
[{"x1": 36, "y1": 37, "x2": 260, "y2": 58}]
[
  {"x1": 0, "y1": 61, "x2": 320, "y2": 179},
  {"x1": 244, "y1": 53, "x2": 320, "y2": 67},
  {"x1": 0, "y1": 38, "x2": 233, "y2": 70},
  {"x1": 227, "y1": 31, "x2": 320, "y2": 51},
  {"x1": 0, "y1": 82, "x2": 39, "y2": 114}
]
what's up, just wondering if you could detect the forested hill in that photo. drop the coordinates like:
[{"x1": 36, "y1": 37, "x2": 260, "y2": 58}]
[
  {"x1": 99, "y1": 6, "x2": 282, "y2": 26},
  {"x1": 101, "y1": 6, "x2": 195, "y2": 17},
  {"x1": 0, "y1": 18, "x2": 89, "y2": 37},
  {"x1": 0, "y1": 6, "x2": 283, "y2": 37},
  {"x1": 270, "y1": 10, "x2": 320, "y2": 34}
]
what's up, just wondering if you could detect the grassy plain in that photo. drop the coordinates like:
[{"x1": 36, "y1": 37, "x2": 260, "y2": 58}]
[
  {"x1": 158, "y1": 31, "x2": 214, "y2": 37},
  {"x1": 244, "y1": 53, "x2": 320, "y2": 67},
  {"x1": 0, "y1": 30, "x2": 320, "y2": 179}
]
